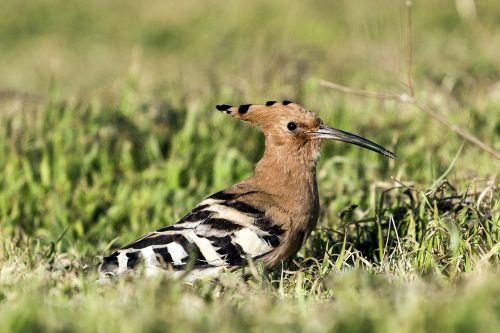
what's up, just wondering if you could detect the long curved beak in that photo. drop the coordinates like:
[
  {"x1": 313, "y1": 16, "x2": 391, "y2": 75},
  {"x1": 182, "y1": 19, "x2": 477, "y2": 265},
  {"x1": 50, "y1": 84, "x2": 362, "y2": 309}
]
[{"x1": 310, "y1": 124, "x2": 396, "y2": 159}]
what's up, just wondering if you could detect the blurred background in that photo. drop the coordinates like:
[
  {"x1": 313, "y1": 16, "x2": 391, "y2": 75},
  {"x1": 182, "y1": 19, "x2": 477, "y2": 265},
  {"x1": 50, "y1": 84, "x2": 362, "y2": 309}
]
[{"x1": 1, "y1": 0, "x2": 499, "y2": 97}]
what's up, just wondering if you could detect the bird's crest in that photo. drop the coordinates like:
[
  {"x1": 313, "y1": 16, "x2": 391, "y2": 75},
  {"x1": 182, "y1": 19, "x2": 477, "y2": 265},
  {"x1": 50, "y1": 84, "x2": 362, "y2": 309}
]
[
  {"x1": 216, "y1": 100, "x2": 297, "y2": 114},
  {"x1": 215, "y1": 101, "x2": 322, "y2": 139}
]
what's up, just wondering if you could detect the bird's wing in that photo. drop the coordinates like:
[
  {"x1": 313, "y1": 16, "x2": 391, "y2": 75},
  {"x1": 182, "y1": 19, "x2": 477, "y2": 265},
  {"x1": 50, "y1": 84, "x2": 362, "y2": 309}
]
[{"x1": 99, "y1": 189, "x2": 284, "y2": 278}]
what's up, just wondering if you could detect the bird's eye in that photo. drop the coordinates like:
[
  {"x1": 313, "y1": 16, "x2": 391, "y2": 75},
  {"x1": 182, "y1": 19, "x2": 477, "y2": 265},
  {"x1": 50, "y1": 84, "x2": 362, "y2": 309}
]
[{"x1": 287, "y1": 122, "x2": 298, "y2": 131}]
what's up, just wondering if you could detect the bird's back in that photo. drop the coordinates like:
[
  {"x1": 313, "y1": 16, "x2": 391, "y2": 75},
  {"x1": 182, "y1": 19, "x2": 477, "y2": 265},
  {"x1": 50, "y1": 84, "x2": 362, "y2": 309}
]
[{"x1": 99, "y1": 183, "x2": 288, "y2": 282}]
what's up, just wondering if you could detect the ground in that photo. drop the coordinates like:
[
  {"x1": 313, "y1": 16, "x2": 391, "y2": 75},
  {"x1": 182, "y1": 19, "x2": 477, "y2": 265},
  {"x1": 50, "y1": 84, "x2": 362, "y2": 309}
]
[{"x1": 0, "y1": 1, "x2": 499, "y2": 332}]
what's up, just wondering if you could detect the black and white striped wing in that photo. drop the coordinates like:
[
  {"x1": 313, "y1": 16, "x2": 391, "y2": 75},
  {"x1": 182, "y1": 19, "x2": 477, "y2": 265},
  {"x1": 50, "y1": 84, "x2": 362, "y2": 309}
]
[{"x1": 99, "y1": 190, "x2": 283, "y2": 279}]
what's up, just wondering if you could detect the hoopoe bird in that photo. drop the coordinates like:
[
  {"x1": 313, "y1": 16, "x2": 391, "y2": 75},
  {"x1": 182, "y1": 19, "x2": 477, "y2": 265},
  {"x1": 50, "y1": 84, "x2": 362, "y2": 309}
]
[{"x1": 99, "y1": 101, "x2": 395, "y2": 282}]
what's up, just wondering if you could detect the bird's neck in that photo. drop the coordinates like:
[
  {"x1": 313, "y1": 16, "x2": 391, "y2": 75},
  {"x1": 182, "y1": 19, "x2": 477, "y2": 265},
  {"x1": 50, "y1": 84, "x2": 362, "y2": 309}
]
[
  {"x1": 248, "y1": 140, "x2": 321, "y2": 200},
  {"x1": 246, "y1": 140, "x2": 322, "y2": 262}
]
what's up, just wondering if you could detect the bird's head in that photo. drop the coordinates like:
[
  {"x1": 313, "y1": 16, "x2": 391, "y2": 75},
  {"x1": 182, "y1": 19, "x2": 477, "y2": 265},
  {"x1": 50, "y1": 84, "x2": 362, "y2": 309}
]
[{"x1": 216, "y1": 101, "x2": 395, "y2": 159}]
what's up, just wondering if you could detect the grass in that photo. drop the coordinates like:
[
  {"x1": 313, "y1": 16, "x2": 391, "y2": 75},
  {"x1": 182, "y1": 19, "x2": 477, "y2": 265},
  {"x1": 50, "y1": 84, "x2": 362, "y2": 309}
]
[{"x1": 0, "y1": 0, "x2": 499, "y2": 332}]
